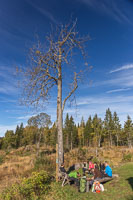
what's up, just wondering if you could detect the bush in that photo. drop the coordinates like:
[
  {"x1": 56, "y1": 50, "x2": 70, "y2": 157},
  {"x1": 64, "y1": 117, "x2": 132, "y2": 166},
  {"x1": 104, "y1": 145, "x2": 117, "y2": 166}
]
[
  {"x1": 123, "y1": 153, "x2": 132, "y2": 162},
  {"x1": 20, "y1": 171, "x2": 51, "y2": 198},
  {"x1": 1, "y1": 170, "x2": 51, "y2": 200},
  {"x1": 0, "y1": 184, "x2": 20, "y2": 200}
]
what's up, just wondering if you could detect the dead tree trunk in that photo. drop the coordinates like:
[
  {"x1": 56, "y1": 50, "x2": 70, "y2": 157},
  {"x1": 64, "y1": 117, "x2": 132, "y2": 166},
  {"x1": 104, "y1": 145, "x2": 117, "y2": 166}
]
[
  {"x1": 57, "y1": 47, "x2": 64, "y2": 168},
  {"x1": 21, "y1": 21, "x2": 90, "y2": 179}
]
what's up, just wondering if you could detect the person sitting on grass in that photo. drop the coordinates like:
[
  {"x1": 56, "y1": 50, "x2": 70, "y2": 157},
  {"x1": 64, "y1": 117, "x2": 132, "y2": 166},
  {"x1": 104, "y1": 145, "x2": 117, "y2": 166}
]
[
  {"x1": 104, "y1": 161, "x2": 112, "y2": 177},
  {"x1": 86, "y1": 163, "x2": 103, "y2": 187},
  {"x1": 60, "y1": 163, "x2": 76, "y2": 174},
  {"x1": 83, "y1": 161, "x2": 95, "y2": 175},
  {"x1": 93, "y1": 163, "x2": 103, "y2": 180},
  {"x1": 94, "y1": 162, "x2": 99, "y2": 169},
  {"x1": 60, "y1": 163, "x2": 67, "y2": 173},
  {"x1": 82, "y1": 161, "x2": 89, "y2": 176},
  {"x1": 100, "y1": 162, "x2": 105, "y2": 174},
  {"x1": 68, "y1": 171, "x2": 81, "y2": 187}
]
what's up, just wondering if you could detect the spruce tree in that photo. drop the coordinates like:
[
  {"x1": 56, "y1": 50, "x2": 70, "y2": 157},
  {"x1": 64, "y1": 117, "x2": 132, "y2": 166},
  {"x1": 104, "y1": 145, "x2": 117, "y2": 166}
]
[
  {"x1": 124, "y1": 115, "x2": 133, "y2": 148},
  {"x1": 104, "y1": 108, "x2": 114, "y2": 146},
  {"x1": 84, "y1": 116, "x2": 93, "y2": 146},
  {"x1": 112, "y1": 111, "x2": 121, "y2": 146}
]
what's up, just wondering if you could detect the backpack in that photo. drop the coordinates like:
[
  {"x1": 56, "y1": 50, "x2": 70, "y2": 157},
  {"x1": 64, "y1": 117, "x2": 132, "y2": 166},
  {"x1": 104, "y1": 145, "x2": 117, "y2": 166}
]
[
  {"x1": 79, "y1": 178, "x2": 86, "y2": 193},
  {"x1": 92, "y1": 181, "x2": 102, "y2": 193}
]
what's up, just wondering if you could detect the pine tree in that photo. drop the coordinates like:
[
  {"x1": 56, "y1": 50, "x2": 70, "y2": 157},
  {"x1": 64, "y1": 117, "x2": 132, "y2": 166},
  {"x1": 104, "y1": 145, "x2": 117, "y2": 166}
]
[
  {"x1": 104, "y1": 108, "x2": 114, "y2": 146},
  {"x1": 15, "y1": 123, "x2": 24, "y2": 148},
  {"x1": 49, "y1": 123, "x2": 57, "y2": 147},
  {"x1": 124, "y1": 115, "x2": 133, "y2": 148},
  {"x1": 78, "y1": 117, "x2": 85, "y2": 147},
  {"x1": 69, "y1": 116, "x2": 78, "y2": 150},
  {"x1": 84, "y1": 116, "x2": 93, "y2": 146},
  {"x1": 112, "y1": 112, "x2": 121, "y2": 146},
  {"x1": 92, "y1": 114, "x2": 103, "y2": 147},
  {"x1": 64, "y1": 113, "x2": 70, "y2": 150},
  {"x1": 2, "y1": 130, "x2": 16, "y2": 149}
]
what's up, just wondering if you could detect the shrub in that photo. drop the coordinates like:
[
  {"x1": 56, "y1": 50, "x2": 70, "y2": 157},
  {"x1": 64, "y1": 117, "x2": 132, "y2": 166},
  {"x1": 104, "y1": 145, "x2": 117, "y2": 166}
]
[
  {"x1": 1, "y1": 170, "x2": 51, "y2": 200},
  {"x1": 20, "y1": 171, "x2": 51, "y2": 199},
  {"x1": 0, "y1": 184, "x2": 20, "y2": 200},
  {"x1": 123, "y1": 153, "x2": 132, "y2": 162}
]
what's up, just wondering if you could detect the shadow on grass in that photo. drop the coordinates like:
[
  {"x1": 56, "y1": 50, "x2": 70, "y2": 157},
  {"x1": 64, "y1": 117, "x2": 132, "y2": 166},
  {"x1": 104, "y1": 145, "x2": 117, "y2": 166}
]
[{"x1": 126, "y1": 177, "x2": 133, "y2": 190}]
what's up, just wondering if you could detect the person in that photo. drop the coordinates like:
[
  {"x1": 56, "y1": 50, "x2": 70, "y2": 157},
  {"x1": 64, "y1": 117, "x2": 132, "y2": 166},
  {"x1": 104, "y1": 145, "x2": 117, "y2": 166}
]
[
  {"x1": 100, "y1": 162, "x2": 105, "y2": 174},
  {"x1": 60, "y1": 163, "x2": 76, "y2": 174},
  {"x1": 86, "y1": 164, "x2": 103, "y2": 187},
  {"x1": 60, "y1": 163, "x2": 67, "y2": 173},
  {"x1": 92, "y1": 181, "x2": 104, "y2": 193},
  {"x1": 67, "y1": 164, "x2": 75, "y2": 174},
  {"x1": 91, "y1": 165, "x2": 103, "y2": 180},
  {"x1": 94, "y1": 162, "x2": 99, "y2": 169},
  {"x1": 68, "y1": 171, "x2": 81, "y2": 187},
  {"x1": 82, "y1": 161, "x2": 89, "y2": 175},
  {"x1": 89, "y1": 161, "x2": 94, "y2": 170},
  {"x1": 104, "y1": 161, "x2": 112, "y2": 177}
]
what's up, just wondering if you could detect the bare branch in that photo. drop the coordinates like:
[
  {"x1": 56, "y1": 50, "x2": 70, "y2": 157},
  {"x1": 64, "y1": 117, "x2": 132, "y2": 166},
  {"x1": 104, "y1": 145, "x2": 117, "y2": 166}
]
[{"x1": 62, "y1": 72, "x2": 78, "y2": 112}]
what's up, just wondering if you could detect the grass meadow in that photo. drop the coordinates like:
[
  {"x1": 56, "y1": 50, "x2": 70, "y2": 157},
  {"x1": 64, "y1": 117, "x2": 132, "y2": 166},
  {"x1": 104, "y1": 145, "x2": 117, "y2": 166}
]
[{"x1": 45, "y1": 163, "x2": 133, "y2": 200}]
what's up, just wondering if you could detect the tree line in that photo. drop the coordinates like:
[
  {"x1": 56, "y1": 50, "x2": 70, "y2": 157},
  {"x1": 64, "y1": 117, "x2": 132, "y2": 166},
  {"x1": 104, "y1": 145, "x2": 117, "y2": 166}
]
[{"x1": 0, "y1": 108, "x2": 133, "y2": 151}]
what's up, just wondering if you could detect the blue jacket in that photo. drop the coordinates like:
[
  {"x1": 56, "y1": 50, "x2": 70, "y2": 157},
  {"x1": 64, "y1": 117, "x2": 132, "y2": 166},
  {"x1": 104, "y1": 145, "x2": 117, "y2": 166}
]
[{"x1": 105, "y1": 165, "x2": 112, "y2": 177}]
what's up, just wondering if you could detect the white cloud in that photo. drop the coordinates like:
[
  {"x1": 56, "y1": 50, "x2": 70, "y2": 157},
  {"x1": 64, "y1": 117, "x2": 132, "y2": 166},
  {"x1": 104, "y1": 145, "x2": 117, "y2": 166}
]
[
  {"x1": 0, "y1": 85, "x2": 18, "y2": 95},
  {"x1": 106, "y1": 88, "x2": 131, "y2": 94},
  {"x1": 66, "y1": 94, "x2": 133, "y2": 126},
  {"x1": 109, "y1": 64, "x2": 133, "y2": 73},
  {"x1": 0, "y1": 64, "x2": 19, "y2": 95},
  {"x1": 76, "y1": 0, "x2": 132, "y2": 24},
  {"x1": 26, "y1": 0, "x2": 58, "y2": 24},
  {"x1": 0, "y1": 98, "x2": 16, "y2": 103},
  {"x1": 17, "y1": 115, "x2": 36, "y2": 120},
  {"x1": 0, "y1": 124, "x2": 17, "y2": 136},
  {"x1": 76, "y1": 95, "x2": 133, "y2": 105},
  {"x1": 92, "y1": 66, "x2": 133, "y2": 89}
]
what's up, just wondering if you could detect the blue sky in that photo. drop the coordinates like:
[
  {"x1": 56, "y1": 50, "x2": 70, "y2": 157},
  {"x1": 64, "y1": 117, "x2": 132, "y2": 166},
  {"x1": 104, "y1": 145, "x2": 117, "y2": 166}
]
[{"x1": 0, "y1": 0, "x2": 133, "y2": 136}]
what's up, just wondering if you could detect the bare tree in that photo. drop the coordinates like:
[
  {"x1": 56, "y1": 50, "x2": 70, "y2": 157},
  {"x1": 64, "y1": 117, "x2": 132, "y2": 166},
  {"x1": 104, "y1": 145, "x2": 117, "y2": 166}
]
[
  {"x1": 27, "y1": 113, "x2": 52, "y2": 157},
  {"x1": 20, "y1": 20, "x2": 90, "y2": 174}
]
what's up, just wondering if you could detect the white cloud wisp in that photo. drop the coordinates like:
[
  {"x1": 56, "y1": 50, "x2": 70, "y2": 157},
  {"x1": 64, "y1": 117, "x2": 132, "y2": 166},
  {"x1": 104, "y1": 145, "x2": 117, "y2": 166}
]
[{"x1": 109, "y1": 64, "x2": 133, "y2": 73}]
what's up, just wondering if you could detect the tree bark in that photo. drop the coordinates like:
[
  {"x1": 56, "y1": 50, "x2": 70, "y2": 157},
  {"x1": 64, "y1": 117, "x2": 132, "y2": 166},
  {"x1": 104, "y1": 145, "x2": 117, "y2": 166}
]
[{"x1": 57, "y1": 47, "x2": 64, "y2": 170}]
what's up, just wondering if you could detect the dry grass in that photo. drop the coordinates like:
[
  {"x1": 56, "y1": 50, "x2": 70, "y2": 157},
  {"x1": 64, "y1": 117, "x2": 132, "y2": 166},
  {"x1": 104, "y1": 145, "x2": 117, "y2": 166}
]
[
  {"x1": 0, "y1": 145, "x2": 56, "y2": 192},
  {"x1": 0, "y1": 145, "x2": 133, "y2": 193},
  {"x1": 0, "y1": 147, "x2": 36, "y2": 192},
  {"x1": 64, "y1": 146, "x2": 133, "y2": 168}
]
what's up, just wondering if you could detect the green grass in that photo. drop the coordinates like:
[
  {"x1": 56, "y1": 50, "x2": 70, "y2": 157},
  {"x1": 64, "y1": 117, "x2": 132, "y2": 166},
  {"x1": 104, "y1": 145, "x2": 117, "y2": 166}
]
[{"x1": 44, "y1": 163, "x2": 133, "y2": 200}]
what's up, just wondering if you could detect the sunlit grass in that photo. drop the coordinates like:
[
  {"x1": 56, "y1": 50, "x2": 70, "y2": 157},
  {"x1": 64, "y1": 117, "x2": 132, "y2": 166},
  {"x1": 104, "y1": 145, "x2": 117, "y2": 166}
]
[{"x1": 45, "y1": 162, "x2": 133, "y2": 200}]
